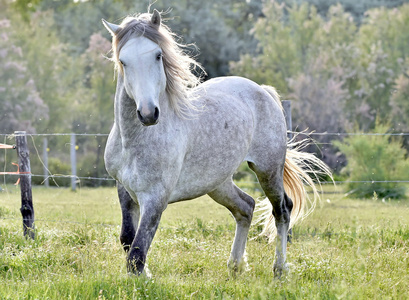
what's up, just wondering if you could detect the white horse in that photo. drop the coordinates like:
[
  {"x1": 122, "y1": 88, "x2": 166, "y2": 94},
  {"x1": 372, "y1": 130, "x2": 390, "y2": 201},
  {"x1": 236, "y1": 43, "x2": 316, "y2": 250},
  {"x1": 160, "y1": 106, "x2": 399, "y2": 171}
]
[{"x1": 102, "y1": 10, "x2": 330, "y2": 277}]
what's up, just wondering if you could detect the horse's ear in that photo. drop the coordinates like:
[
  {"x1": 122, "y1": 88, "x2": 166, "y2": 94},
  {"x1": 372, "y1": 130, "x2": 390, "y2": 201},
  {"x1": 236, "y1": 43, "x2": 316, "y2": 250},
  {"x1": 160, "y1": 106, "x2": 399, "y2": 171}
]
[
  {"x1": 102, "y1": 19, "x2": 120, "y2": 36},
  {"x1": 151, "y1": 9, "x2": 161, "y2": 28}
]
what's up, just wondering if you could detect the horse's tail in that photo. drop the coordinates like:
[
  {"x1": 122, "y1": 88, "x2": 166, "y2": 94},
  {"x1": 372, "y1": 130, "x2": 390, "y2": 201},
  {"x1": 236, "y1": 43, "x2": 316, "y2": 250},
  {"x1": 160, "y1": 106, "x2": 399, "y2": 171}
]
[
  {"x1": 254, "y1": 86, "x2": 333, "y2": 242},
  {"x1": 261, "y1": 85, "x2": 282, "y2": 110}
]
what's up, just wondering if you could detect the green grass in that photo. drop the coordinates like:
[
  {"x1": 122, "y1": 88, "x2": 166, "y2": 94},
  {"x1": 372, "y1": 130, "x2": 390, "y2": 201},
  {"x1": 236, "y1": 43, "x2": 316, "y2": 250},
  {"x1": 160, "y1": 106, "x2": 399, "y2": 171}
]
[{"x1": 0, "y1": 185, "x2": 408, "y2": 299}]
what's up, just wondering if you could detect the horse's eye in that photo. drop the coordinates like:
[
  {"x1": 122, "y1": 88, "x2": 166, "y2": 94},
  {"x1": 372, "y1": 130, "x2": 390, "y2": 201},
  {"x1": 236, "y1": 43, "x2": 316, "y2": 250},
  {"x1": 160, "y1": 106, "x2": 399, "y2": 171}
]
[
  {"x1": 119, "y1": 59, "x2": 126, "y2": 67},
  {"x1": 156, "y1": 53, "x2": 162, "y2": 61}
]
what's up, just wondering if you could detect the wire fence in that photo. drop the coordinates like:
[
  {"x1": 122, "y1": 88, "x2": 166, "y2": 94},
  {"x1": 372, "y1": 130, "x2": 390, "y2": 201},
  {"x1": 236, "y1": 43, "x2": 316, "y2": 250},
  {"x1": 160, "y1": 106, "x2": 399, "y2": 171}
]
[
  {"x1": 1, "y1": 130, "x2": 409, "y2": 186},
  {"x1": 4, "y1": 173, "x2": 409, "y2": 184},
  {"x1": 2, "y1": 130, "x2": 409, "y2": 137},
  {"x1": 2, "y1": 130, "x2": 409, "y2": 232}
]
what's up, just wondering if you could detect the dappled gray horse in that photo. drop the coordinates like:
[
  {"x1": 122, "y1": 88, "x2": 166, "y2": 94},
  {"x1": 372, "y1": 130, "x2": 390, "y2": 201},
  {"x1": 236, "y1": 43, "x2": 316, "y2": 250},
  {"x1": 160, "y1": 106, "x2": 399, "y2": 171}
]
[{"x1": 103, "y1": 10, "x2": 330, "y2": 277}]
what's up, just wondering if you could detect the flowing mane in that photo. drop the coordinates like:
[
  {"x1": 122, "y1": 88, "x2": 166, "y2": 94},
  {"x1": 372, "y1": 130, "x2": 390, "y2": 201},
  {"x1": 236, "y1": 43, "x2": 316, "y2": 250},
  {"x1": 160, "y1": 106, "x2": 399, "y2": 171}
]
[{"x1": 110, "y1": 12, "x2": 204, "y2": 116}]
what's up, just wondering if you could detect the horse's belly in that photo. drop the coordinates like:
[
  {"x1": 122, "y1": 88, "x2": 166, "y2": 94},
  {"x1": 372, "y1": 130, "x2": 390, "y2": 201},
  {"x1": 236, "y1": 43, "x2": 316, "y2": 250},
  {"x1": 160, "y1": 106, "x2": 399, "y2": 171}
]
[{"x1": 168, "y1": 101, "x2": 254, "y2": 202}]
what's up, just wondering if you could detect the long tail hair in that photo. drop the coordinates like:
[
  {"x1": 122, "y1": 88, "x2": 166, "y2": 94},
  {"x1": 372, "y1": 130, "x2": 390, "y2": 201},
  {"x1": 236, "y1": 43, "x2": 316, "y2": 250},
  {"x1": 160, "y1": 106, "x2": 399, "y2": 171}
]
[{"x1": 255, "y1": 86, "x2": 333, "y2": 242}]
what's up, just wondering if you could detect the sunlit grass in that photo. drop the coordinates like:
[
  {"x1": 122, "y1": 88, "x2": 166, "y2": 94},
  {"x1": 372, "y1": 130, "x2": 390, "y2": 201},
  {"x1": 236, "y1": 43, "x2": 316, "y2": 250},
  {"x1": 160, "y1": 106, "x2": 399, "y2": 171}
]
[{"x1": 0, "y1": 185, "x2": 408, "y2": 299}]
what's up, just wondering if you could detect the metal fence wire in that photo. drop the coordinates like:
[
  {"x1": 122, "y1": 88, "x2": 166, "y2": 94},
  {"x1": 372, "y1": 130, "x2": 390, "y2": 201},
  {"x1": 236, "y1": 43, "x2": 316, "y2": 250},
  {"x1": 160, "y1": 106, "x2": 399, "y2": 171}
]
[{"x1": 1, "y1": 130, "x2": 409, "y2": 186}]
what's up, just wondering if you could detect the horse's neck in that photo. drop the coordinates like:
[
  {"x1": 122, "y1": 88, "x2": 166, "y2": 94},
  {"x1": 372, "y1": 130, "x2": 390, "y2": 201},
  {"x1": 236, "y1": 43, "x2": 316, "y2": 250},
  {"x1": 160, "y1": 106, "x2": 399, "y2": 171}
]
[{"x1": 114, "y1": 80, "x2": 138, "y2": 139}]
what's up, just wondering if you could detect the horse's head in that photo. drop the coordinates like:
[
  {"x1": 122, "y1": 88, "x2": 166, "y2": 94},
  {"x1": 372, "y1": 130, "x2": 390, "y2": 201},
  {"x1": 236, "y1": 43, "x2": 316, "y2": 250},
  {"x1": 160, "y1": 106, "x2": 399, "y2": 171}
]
[
  {"x1": 103, "y1": 10, "x2": 165, "y2": 126},
  {"x1": 103, "y1": 10, "x2": 203, "y2": 126}
]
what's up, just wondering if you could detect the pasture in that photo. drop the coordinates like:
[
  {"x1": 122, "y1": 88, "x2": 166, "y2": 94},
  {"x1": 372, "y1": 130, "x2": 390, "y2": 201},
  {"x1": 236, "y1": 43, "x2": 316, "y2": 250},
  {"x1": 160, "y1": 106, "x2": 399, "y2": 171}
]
[{"x1": 0, "y1": 185, "x2": 408, "y2": 299}]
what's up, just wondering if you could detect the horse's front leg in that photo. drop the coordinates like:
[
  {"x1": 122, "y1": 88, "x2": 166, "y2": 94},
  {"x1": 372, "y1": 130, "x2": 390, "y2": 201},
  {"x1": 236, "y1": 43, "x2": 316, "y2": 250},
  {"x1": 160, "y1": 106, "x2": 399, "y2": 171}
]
[
  {"x1": 127, "y1": 196, "x2": 166, "y2": 275},
  {"x1": 117, "y1": 182, "x2": 140, "y2": 252}
]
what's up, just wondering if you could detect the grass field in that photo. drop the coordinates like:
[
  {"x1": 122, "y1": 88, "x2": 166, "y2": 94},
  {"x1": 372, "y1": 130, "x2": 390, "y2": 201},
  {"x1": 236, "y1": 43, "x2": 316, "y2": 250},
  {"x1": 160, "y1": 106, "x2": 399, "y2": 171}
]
[{"x1": 0, "y1": 184, "x2": 408, "y2": 299}]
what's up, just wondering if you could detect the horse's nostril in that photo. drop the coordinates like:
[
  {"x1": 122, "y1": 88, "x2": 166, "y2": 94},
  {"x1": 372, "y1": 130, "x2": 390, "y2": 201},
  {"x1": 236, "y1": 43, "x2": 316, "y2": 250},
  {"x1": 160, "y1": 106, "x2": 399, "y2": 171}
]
[
  {"x1": 154, "y1": 107, "x2": 159, "y2": 120},
  {"x1": 136, "y1": 108, "x2": 159, "y2": 126},
  {"x1": 137, "y1": 110, "x2": 143, "y2": 121}
]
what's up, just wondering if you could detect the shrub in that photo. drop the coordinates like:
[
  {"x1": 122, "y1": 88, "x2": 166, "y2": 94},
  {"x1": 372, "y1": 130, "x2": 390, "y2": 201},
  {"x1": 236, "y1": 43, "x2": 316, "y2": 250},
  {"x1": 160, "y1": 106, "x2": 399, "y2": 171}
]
[
  {"x1": 46, "y1": 157, "x2": 71, "y2": 187},
  {"x1": 77, "y1": 152, "x2": 113, "y2": 187},
  {"x1": 334, "y1": 123, "x2": 409, "y2": 199}
]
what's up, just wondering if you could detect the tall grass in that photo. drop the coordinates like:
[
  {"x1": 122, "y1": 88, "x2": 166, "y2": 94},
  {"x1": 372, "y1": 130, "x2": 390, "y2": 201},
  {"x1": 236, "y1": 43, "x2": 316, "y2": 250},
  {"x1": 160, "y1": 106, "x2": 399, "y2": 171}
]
[{"x1": 0, "y1": 186, "x2": 408, "y2": 299}]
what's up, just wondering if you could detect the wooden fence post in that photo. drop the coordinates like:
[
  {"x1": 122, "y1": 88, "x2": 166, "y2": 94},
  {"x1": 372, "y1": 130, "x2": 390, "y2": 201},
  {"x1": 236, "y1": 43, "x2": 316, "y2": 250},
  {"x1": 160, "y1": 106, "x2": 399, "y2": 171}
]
[
  {"x1": 43, "y1": 137, "x2": 49, "y2": 187},
  {"x1": 70, "y1": 133, "x2": 77, "y2": 191},
  {"x1": 15, "y1": 131, "x2": 35, "y2": 239}
]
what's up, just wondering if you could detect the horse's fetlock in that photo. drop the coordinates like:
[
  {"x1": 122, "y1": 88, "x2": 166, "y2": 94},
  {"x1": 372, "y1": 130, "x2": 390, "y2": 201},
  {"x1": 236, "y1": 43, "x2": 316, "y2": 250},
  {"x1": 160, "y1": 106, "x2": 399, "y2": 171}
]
[
  {"x1": 227, "y1": 257, "x2": 248, "y2": 277},
  {"x1": 273, "y1": 261, "x2": 289, "y2": 279},
  {"x1": 127, "y1": 256, "x2": 144, "y2": 275}
]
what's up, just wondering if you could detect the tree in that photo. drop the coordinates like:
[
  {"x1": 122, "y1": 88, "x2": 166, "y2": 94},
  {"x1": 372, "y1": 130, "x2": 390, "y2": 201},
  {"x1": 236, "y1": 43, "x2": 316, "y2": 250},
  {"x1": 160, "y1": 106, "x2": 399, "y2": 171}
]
[
  {"x1": 275, "y1": 0, "x2": 409, "y2": 22},
  {"x1": 117, "y1": 0, "x2": 263, "y2": 78},
  {"x1": 231, "y1": 1, "x2": 409, "y2": 169},
  {"x1": 10, "y1": 10, "x2": 82, "y2": 133},
  {"x1": 0, "y1": 7, "x2": 48, "y2": 134},
  {"x1": 230, "y1": 2, "x2": 356, "y2": 127},
  {"x1": 73, "y1": 33, "x2": 115, "y2": 185}
]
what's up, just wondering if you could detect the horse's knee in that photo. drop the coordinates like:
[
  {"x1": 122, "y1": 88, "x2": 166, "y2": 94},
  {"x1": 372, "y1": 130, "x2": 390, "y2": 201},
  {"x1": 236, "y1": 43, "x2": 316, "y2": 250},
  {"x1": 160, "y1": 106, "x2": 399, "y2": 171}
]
[{"x1": 234, "y1": 189, "x2": 255, "y2": 224}]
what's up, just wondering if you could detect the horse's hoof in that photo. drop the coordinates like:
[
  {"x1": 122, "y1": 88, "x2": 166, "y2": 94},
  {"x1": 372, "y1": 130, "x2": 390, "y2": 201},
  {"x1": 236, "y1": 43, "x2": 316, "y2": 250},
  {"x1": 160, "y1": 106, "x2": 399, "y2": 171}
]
[
  {"x1": 227, "y1": 257, "x2": 249, "y2": 278},
  {"x1": 127, "y1": 265, "x2": 152, "y2": 279},
  {"x1": 141, "y1": 266, "x2": 152, "y2": 279},
  {"x1": 273, "y1": 262, "x2": 290, "y2": 279}
]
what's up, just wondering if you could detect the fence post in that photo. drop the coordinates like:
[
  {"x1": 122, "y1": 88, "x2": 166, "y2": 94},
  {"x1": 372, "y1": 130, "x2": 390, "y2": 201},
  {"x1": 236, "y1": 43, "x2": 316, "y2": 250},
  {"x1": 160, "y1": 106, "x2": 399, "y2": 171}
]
[
  {"x1": 43, "y1": 137, "x2": 49, "y2": 187},
  {"x1": 70, "y1": 133, "x2": 77, "y2": 191},
  {"x1": 15, "y1": 131, "x2": 35, "y2": 239},
  {"x1": 282, "y1": 100, "x2": 293, "y2": 140}
]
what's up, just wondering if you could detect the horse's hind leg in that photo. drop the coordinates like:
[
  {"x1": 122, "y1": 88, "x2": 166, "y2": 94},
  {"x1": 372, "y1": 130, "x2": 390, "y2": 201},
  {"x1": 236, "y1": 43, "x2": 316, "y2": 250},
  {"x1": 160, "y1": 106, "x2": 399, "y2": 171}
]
[
  {"x1": 208, "y1": 180, "x2": 255, "y2": 275},
  {"x1": 250, "y1": 163, "x2": 293, "y2": 278},
  {"x1": 117, "y1": 182, "x2": 140, "y2": 252}
]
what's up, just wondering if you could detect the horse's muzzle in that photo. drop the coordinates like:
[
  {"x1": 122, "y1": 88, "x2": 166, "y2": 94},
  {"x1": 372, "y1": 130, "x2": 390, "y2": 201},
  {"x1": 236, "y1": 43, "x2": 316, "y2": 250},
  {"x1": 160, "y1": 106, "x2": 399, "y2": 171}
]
[{"x1": 137, "y1": 107, "x2": 160, "y2": 126}]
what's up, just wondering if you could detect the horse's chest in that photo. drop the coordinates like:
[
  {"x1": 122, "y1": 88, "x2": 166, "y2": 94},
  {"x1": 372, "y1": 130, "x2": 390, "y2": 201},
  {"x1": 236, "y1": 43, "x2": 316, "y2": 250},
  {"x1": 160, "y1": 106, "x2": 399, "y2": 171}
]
[
  {"x1": 104, "y1": 130, "x2": 132, "y2": 182},
  {"x1": 106, "y1": 138, "x2": 167, "y2": 193},
  {"x1": 104, "y1": 144, "x2": 122, "y2": 181}
]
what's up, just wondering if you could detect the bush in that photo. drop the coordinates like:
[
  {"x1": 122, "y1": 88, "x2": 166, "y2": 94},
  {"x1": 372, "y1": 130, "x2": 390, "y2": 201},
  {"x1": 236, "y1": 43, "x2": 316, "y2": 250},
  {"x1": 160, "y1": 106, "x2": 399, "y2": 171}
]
[
  {"x1": 77, "y1": 152, "x2": 113, "y2": 187},
  {"x1": 45, "y1": 157, "x2": 71, "y2": 187},
  {"x1": 334, "y1": 123, "x2": 409, "y2": 199}
]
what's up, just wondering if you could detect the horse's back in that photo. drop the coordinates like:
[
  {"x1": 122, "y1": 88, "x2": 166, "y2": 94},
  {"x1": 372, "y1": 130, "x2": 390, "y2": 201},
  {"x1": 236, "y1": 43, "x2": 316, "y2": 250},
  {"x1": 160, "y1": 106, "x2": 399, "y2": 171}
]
[{"x1": 197, "y1": 76, "x2": 285, "y2": 128}]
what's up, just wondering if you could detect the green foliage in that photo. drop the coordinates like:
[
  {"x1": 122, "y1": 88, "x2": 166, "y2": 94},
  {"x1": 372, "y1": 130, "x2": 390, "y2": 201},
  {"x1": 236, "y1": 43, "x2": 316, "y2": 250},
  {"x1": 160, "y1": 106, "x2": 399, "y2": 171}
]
[
  {"x1": 334, "y1": 123, "x2": 409, "y2": 199},
  {"x1": 276, "y1": 0, "x2": 409, "y2": 22},
  {"x1": 232, "y1": 2, "x2": 409, "y2": 132},
  {"x1": 3, "y1": 0, "x2": 409, "y2": 180},
  {"x1": 46, "y1": 157, "x2": 71, "y2": 187},
  {"x1": 231, "y1": 1, "x2": 409, "y2": 170},
  {"x1": 391, "y1": 70, "x2": 409, "y2": 137},
  {"x1": 231, "y1": 3, "x2": 356, "y2": 95},
  {"x1": 9, "y1": 0, "x2": 41, "y2": 21},
  {"x1": 138, "y1": 0, "x2": 263, "y2": 79},
  {"x1": 0, "y1": 8, "x2": 48, "y2": 134},
  {"x1": 0, "y1": 206, "x2": 10, "y2": 218}
]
